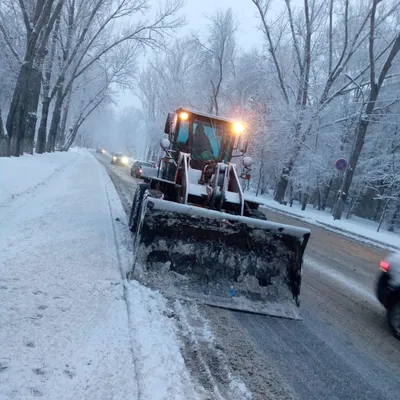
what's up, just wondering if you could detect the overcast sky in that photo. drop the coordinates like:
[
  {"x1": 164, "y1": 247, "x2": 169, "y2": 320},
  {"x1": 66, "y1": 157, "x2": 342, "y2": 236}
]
[
  {"x1": 181, "y1": 0, "x2": 262, "y2": 50},
  {"x1": 116, "y1": 0, "x2": 298, "y2": 111}
]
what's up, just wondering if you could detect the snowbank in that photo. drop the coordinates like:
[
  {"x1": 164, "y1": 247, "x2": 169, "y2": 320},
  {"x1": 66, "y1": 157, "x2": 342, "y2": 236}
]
[
  {"x1": 0, "y1": 150, "x2": 200, "y2": 400},
  {"x1": 125, "y1": 281, "x2": 199, "y2": 400},
  {"x1": 253, "y1": 194, "x2": 400, "y2": 250},
  {"x1": 0, "y1": 150, "x2": 138, "y2": 399},
  {"x1": 101, "y1": 154, "x2": 202, "y2": 399},
  {"x1": 0, "y1": 151, "x2": 77, "y2": 206}
]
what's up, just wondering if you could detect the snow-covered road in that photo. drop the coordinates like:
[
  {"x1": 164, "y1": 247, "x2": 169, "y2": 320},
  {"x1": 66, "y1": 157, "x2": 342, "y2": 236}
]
[
  {"x1": 0, "y1": 150, "x2": 205, "y2": 400},
  {"x1": 94, "y1": 150, "x2": 400, "y2": 400}
]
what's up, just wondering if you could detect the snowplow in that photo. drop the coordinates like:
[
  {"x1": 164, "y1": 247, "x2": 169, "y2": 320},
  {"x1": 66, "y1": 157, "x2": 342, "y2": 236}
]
[{"x1": 128, "y1": 107, "x2": 311, "y2": 319}]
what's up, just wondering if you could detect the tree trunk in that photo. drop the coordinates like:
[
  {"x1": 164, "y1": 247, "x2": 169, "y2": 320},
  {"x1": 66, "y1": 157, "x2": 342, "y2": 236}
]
[
  {"x1": 5, "y1": 0, "x2": 64, "y2": 157},
  {"x1": 256, "y1": 162, "x2": 264, "y2": 197},
  {"x1": 0, "y1": 109, "x2": 10, "y2": 157},
  {"x1": 274, "y1": 137, "x2": 299, "y2": 203},
  {"x1": 23, "y1": 66, "x2": 42, "y2": 154},
  {"x1": 62, "y1": 125, "x2": 78, "y2": 151},
  {"x1": 333, "y1": 30, "x2": 400, "y2": 220},
  {"x1": 317, "y1": 189, "x2": 322, "y2": 210},
  {"x1": 289, "y1": 184, "x2": 294, "y2": 207},
  {"x1": 47, "y1": 84, "x2": 63, "y2": 152},
  {"x1": 36, "y1": 15, "x2": 60, "y2": 154},
  {"x1": 388, "y1": 201, "x2": 400, "y2": 232},
  {"x1": 333, "y1": 120, "x2": 368, "y2": 220},
  {"x1": 274, "y1": 166, "x2": 290, "y2": 203},
  {"x1": 301, "y1": 191, "x2": 309, "y2": 211},
  {"x1": 57, "y1": 89, "x2": 72, "y2": 149},
  {"x1": 322, "y1": 178, "x2": 333, "y2": 210},
  {"x1": 7, "y1": 60, "x2": 35, "y2": 156},
  {"x1": 62, "y1": 119, "x2": 83, "y2": 152},
  {"x1": 36, "y1": 97, "x2": 51, "y2": 154},
  {"x1": 314, "y1": 186, "x2": 321, "y2": 210},
  {"x1": 377, "y1": 199, "x2": 389, "y2": 232}
]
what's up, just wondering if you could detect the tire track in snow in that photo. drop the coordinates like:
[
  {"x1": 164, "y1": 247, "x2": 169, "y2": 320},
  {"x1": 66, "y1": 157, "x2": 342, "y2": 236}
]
[
  {"x1": 95, "y1": 152, "x2": 260, "y2": 399},
  {"x1": 0, "y1": 153, "x2": 79, "y2": 217}
]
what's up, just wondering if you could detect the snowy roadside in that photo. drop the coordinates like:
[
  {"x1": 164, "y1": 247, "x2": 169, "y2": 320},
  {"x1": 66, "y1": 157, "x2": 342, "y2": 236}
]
[
  {"x1": 98, "y1": 151, "x2": 255, "y2": 399},
  {"x1": 0, "y1": 150, "x2": 202, "y2": 400},
  {"x1": 248, "y1": 193, "x2": 400, "y2": 251},
  {"x1": 101, "y1": 157, "x2": 203, "y2": 399},
  {"x1": 0, "y1": 151, "x2": 78, "y2": 206}
]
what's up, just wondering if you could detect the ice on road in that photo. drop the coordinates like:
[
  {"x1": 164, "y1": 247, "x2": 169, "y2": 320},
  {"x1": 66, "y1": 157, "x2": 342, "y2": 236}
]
[{"x1": 0, "y1": 149, "x2": 201, "y2": 400}]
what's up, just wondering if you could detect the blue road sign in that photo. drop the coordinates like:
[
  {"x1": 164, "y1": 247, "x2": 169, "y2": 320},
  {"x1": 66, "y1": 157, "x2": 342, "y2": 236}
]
[{"x1": 335, "y1": 158, "x2": 348, "y2": 171}]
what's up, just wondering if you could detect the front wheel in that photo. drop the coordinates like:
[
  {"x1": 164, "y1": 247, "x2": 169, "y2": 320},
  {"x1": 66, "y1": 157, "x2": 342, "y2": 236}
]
[
  {"x1": 247, "y1": 209, "x2": 267, "y2": 220},
  {"x1": 388, "y1": 300, "x2": 400, "y2": 340},
  {"x1": 128, "y1": 183, "x2": 149, "y2": 233}
]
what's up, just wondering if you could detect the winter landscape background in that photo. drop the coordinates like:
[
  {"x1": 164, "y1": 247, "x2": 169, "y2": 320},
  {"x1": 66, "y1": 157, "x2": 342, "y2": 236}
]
[{"x1": 1, "y1": 0, "x2": 400, "y2": 229}]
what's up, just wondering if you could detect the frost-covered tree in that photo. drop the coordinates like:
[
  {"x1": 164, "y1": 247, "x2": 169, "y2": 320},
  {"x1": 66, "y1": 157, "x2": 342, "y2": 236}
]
[{"x1": 0, "y1": 0, "x2": 183, "y2": 156}]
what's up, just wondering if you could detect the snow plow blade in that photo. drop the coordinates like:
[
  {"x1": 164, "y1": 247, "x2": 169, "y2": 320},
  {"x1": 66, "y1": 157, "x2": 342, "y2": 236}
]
[{"x1": 132, "y1": 197, "x2": 311, "y2": 320}]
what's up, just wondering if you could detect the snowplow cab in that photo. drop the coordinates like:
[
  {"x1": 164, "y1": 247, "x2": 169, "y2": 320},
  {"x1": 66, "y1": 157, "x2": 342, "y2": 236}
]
[
  {"x1": 161, "y1": 107, "x2": 247, "y2": 179},
  {"x1": 128, "y1": 107, "x2": 311, "y2": 319}
]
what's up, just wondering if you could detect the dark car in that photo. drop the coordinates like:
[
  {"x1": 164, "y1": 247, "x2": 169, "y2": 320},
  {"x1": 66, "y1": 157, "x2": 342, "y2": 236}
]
[
  {"x1": 130, "y1": 160, "x2": 158, "y2": 179},
  {"x1": 111, "y1": 152, "x2": 129, "y2": 166},
  {"x1": 96, "y1": 147, "x2": 105, "y2": 154},
  {"x1": 376, "y1": 251, "x2": 400, "y2": 339}
]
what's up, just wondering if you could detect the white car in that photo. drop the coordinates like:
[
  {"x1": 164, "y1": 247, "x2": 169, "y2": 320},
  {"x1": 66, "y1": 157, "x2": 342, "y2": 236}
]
[
  {"x1": 111, "y1": 152, "x2": 129, "y2": 166},
  {"x1": 376, "y1": 251, "x2": 400, "y2": 339}
]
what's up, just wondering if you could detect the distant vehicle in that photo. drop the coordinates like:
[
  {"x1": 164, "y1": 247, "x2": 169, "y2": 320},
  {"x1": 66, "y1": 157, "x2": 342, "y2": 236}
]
[
  {"x1": 376, "y1": 251, "x2": 400, "y2": 339},
  {"x1": 130, "y1": 160, "x2": 158, "y2": 179},
  {"x1": 111, "y1": 152, "x2": 129, "y2": 166},
  {"x1": 96, "y1": 147, "x2": 105, "y2": 154}
]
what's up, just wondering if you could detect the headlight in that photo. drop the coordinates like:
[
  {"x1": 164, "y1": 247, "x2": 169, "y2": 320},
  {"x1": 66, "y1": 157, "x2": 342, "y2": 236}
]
[
  {"x1": 233, "y1": 122, "x2": 245, "y2": 134},
  {"x1": 180, "y1": 111, "x2": 189, "y2": 120},
  {"x1": 113, "y1": 157, "x2": 116, "y2": 160},
  {"x1": 122, "y1": 157, "x2": 129, "y2": 164}
]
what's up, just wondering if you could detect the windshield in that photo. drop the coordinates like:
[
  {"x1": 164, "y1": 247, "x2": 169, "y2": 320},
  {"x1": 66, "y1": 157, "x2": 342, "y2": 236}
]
[
  {"x1": 176, "y1": 117, "x2": 231, "y2": 161},
  {"x1": 115, "y1": 153, "x2": 123, "y2": 157},
  {"x1": 141, "y1": 162, "x2": 154, "y2": 167}
]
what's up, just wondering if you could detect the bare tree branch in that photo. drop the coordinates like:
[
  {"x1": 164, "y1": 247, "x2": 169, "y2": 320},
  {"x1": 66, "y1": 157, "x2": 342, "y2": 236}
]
[
  {"x1": 252, "y1": 0, "x2": 289, "y2": 104},
  {"x1": 17, "y1": 0, "x2": 31, "y2": 33}
]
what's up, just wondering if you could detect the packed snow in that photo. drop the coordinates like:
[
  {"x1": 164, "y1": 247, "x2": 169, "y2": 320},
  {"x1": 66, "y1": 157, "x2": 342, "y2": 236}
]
[
  {"x1": 250, "y1": 193, "x2": 400, "y2": 251},
  {"x1": 0, "y1": 150, "x2": 203, "y2": 400},
  {"x1": 0, "y1": 151, "x2": 77, "y2": 205},
  {"x1": 125, "y1": 281, "x2": 199, "y2": 399}
]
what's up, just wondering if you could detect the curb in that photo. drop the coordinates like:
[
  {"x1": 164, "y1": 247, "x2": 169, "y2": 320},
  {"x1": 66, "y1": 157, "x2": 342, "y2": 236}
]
[
  {"x1": 260, "y1": 204, "x2": 400, "y2": 252},
  {"x1": 101, "y1": 166, "x2": 135, "y2": 279},
  {"x1": 315, "y1": 220, "x2": 400, "y2": 251}
]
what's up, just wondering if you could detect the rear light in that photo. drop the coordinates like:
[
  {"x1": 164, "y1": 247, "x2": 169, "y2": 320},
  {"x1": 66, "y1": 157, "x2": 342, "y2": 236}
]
[{"x1": 380, "y1": 260, "x2": 390, "y2": 272}]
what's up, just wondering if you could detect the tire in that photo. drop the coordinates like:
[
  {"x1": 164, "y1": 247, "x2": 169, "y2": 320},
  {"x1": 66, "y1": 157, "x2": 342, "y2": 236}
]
[
  {"x1": 247, "y1": 209, "x2": 267, "y2": 220},
  {"x1": 376, "y1": 272, "x2": 390, "y2": 306},
  {"x1": 388, "y1": 300, "x2": 400, "y2": 340},
  {"x1": 128, "y1": 183, "x2": 149, "y2": 233}
]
